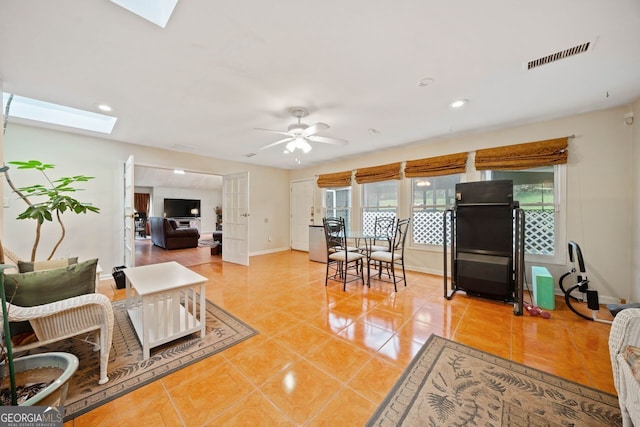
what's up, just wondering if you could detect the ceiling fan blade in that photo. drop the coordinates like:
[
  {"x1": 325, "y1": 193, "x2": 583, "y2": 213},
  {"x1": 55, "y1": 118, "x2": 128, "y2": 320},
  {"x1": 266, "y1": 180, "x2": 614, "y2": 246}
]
[
  {"x1": 307, "y1": 135, "x2": 348, "y2": 145},
  {"x1": 258, "y1": 136, "x2": 294, "y2": 151},
  {"x1": 302, "y1": 122, "x2": 329, "y2": 137},
  {"x1": 254, "y1": 128, "x2": 292, "y2": 137}
]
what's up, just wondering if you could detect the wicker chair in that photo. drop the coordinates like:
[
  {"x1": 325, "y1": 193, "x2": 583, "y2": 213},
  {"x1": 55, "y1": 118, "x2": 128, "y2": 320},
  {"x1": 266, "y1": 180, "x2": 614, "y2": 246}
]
[
  {"x1": 2, "y1": 249, "x2": 114, "y2": 385},
  {"x1": 5, "y1": 293, "x2": 114, "y2": 385},
  {"x1": 609, "y1": 308, "x2": 640, "y2": 426}
]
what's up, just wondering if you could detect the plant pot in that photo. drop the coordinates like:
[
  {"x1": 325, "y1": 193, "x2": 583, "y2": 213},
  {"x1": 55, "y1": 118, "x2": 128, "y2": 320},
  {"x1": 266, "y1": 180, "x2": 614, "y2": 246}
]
[{"x1": 1, "y1": 352, "x2": 79, "y2": 406}]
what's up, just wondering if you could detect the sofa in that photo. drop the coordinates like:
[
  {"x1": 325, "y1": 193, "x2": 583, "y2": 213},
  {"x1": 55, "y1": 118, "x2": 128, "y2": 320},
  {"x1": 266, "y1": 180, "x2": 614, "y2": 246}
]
[
  {"x1": 212, "y1": 229, "x2": 222, "y2": 254},
  {"x1": 609, "y1": 308, "x2": 640, "y2": 426},
  {"x1": 149, "y1": 217, "x2": 200, "y2": 250}
]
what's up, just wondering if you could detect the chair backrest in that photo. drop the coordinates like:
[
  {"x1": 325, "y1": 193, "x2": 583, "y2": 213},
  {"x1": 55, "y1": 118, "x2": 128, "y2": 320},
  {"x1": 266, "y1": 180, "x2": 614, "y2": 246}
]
[
  {"x1": 323, "y1": 217, "x2": 346, "y2": 253},
  {"x1": 390, "y1": 218, "x2": 411, "y2": 254},
  {"x1": 373, "y1": 216, "x2": 395, "y2": 245}
]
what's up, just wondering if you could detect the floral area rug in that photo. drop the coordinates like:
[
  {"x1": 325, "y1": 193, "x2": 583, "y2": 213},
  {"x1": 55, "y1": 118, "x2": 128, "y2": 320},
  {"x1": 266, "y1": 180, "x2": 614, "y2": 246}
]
[
  {"x1": 23, "y1": 298, "x2": 257, "y2": 421},
  {"x1": 367, "y1": 335, "x2": 621, "y2": 426}
]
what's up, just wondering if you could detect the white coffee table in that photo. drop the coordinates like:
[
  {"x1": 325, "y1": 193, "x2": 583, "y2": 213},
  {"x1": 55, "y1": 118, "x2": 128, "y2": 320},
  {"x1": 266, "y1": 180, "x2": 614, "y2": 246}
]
[{"x1": 123, "y1": 261, "x2": 207, "y2": 360}]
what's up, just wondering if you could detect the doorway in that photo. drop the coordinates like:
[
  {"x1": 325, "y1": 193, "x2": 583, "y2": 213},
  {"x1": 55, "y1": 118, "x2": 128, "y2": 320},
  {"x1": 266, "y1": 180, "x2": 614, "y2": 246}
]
[
  {"x1": 132, "y1": 164, "x2": 223, "y2": 262},
  {"x1": 290, "y1": 179, "x2": 315, "y2": 251}
]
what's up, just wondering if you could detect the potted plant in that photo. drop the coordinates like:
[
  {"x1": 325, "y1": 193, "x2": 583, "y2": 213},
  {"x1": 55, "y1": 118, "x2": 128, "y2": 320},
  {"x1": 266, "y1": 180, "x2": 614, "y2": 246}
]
[
  {"x1": 3, "y1": 161, "x2": 100, "y2": 262},
  {"x1": 0, "y1": 95, "x2": 84, "y2": 405},
  {"x1": 215, "y1": 205, "x2": 222, "y2": 225}
]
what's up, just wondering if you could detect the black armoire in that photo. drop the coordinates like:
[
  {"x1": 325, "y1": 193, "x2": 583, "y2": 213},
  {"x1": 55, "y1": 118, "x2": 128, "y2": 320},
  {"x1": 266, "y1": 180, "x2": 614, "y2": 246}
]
[{"x1": 443, "y1": 180, "x2": 525, "y2": 315}]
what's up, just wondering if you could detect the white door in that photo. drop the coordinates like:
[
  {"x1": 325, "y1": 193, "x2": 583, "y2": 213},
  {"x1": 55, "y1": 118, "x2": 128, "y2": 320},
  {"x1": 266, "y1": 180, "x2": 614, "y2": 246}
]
[
  {"x1": 124, "y1": 155, "x2": 135, "y2": 267},
  {"x1": 222, "y1": 172, "x2": 249, "y2": 266},
  {"x1": 290, "y1": 179, "x2": 314, "y2": 251}
]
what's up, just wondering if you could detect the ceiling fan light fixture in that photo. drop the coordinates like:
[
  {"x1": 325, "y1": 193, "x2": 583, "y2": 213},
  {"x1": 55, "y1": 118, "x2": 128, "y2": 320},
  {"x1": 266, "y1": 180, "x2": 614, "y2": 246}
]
[
  {"x1": 301, "y1": 140, "x2": 312, "y2": 153},
  {"x1": 286, "y1": 140, "x2": 296, "y2": 152}
]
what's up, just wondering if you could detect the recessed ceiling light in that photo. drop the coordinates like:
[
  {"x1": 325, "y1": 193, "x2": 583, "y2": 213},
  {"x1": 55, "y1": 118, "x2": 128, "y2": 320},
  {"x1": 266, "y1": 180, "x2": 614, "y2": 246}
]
[
  {"x1": 173, "y1": 169, "x2": 185, "y2": 174},
  {"x1": 96, "y1": 103, "x2": 113, "y2": 112},
  {"x1": 449, "y1": 99, "x2": 469, "y2": 109},
  {"x1": 418, "y1": 77, "x2": 434, "y2": 87}
]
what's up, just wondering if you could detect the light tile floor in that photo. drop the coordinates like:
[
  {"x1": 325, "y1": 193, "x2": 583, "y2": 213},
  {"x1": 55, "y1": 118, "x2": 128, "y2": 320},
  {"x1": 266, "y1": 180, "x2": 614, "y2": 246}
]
[{"x1": 65, "y1": 242, "x2": 616, "y2": 426}]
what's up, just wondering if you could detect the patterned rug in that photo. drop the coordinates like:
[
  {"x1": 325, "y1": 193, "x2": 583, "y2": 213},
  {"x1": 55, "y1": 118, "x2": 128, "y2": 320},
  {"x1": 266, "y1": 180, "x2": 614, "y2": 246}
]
[
  {"x1": 367, "y1": 335, "x2": 621, "y2": 427},
  {"x1": 26, "y1": 298, "x2": 258, "y2": 421}
]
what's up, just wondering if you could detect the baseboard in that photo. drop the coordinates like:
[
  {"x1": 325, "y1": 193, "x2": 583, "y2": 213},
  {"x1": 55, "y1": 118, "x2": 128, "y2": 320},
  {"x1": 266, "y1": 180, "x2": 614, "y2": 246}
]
[
  {"x1": 249, "y1": 247, "x2": 290, "y2": 257},
  {"x1": 403, "y1": 264, "x2": 621, "y2": 305}
]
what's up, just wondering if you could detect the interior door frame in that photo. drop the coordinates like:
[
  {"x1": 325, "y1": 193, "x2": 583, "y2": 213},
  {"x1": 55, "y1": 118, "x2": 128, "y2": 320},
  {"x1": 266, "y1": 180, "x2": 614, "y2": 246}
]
[{"x1": 123, "y1": 155, "x2": 135, "y2": 267}]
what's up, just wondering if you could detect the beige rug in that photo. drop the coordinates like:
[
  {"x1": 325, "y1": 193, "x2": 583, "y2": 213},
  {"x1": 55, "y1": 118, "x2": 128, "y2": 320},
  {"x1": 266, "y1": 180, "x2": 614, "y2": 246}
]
[
  {"x1": 367, "y1": 335, "x2": 621, "y2": 426},
  {"x1": 24, "y1": 298, "x2": 258, "y2": 421}
]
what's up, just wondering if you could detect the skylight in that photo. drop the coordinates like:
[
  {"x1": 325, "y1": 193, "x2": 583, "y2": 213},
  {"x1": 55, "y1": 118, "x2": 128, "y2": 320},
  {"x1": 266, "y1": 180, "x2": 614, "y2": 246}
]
[
  {"x1": 2, "y1": 93, "x2": 118, "y2": 134},
  {"x1": 110, "y1": 0, "x2": 179, "y2": 28}
]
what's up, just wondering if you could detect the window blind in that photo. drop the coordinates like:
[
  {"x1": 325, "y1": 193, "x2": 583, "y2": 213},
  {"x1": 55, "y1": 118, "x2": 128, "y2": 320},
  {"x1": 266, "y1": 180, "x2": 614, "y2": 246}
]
[
  {"x1": 316, "y1": 170, "x2": 352, "y2": 188},
  {"x1": 404, "y1": 152, "x2": 468, "y2": 177},
  {"x1": 475, "y1": 137, "x2": 569, "y2": 170},
  {"x1": 354, "y1": 162, "x2": 402, "y2": 184}
]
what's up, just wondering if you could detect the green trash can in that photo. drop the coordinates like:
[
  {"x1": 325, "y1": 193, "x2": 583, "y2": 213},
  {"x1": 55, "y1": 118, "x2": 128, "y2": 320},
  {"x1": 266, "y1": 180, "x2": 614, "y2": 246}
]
[{"x1": 532, "y1": 266, "x2": 555, "y2": 310}]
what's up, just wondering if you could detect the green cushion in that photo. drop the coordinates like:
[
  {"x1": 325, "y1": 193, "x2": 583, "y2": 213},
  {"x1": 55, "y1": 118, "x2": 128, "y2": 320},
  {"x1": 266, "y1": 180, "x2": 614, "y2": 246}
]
[
  {"x1": 17, "y1": 257, "x2": 78, "y2": 273},
  {"x1": 4, "y1": 258, "x2": 98, "y2": 307}
]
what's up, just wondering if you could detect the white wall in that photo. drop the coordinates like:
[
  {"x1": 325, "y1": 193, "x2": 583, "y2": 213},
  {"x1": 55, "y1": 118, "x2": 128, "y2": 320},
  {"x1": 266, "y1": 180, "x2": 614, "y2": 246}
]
[
  {"x1": 3, "y1": 123, "x2": 291, "y2": 276},
  {"x1": 632, "y1": 98, "x2": 640, "y2": 303},
  {"x1": 290, "y1": 105, "x2": 636, "y2": 303}
]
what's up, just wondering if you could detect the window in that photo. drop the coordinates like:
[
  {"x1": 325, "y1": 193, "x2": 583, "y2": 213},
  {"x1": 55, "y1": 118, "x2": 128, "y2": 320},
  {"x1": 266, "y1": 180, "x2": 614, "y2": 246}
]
[
  {"x1": 324, "y1": 187, "x2": 352, "y2": 232},
  {"x1": 361, "y1": 181, "x2": 397, "y2": 234},
  {"x1": 482, "y1": 165, "x2": 565, "y2": 262},
  {"x1": 411, "y1": 174, "x2": 461, "y2": 246}
]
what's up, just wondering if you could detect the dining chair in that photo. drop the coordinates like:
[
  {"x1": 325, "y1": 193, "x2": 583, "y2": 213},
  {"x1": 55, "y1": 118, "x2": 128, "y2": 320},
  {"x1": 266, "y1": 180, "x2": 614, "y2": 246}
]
[
  {"x1": 360, "y1": 216, "x2": 394, "y2": 253},
  {"x1": 324, "y1": 216, "x2": 359, "y2": 253},
  {"x1": 367, "y1": 218, "x2": 411, "y2": 291},
  {"x1": 323, "y1": 217, "x2": 366, "y2": 290}
]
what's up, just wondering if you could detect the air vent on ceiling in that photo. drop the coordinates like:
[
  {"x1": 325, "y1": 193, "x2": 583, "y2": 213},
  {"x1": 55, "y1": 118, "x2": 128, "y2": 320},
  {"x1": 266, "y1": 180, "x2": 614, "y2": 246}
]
[
  {"x1": 527, "y1": 41, "x2": 591, "y2": 70},
  {"x1": 245, "y1": 153, "x2": 256, "y2": 158}
]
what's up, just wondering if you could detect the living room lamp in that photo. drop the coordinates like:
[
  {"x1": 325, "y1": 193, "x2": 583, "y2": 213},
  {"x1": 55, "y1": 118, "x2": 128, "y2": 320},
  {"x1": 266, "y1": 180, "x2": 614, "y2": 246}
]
[{"x1": 190, "y1": 208, "x2": 199, "y2": 217}]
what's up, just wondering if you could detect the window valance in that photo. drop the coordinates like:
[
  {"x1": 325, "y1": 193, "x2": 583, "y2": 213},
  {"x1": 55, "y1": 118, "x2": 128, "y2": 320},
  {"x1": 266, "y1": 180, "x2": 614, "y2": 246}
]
[
  {"x1": 475, "y1": 137, "x2": 569, "y2": 170},
  {"x1": 404, "y1": 152, "x2": 468, "y2": 178},
  {"x1": 355, "y1": 162, "x2": 402, "y2": 184},
  {"x1": 316, "y1": 171, "x2": 353, "y2": 188}
]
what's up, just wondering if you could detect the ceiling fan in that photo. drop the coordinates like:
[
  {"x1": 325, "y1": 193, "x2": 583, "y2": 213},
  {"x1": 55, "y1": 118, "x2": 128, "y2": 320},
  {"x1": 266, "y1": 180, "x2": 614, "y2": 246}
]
[{"x1": 256, "y1": 107, "x2": 348, "y2": 155}]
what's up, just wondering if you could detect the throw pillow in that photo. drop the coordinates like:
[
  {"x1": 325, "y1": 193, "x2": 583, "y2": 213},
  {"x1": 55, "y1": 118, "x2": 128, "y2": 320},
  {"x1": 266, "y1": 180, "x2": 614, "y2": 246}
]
[
  {"x1": 624, "y1": 345, "x2": 640, "y2": 382},
  {"x1": 4, "y1": 258, "x2": 98, "y2": 307},
  {"x1": 17, "y1": 257, "x2": 79, "y2": 273},
  {"x1": 4, "y1": 258, "x2": 98, "y2": 339}
]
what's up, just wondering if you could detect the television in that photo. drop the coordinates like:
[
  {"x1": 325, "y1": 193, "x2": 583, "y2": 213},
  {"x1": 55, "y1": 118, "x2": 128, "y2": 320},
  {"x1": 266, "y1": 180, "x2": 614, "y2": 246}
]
[{"x1": 163, "y1": 198, "x2": 201, "y2": 218}]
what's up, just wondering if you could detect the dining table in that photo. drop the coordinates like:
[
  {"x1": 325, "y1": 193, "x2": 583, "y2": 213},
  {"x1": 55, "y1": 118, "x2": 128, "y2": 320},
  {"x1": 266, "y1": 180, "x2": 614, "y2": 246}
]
[{"x1": 346, "y1": 231, "x2": 390, "y2": 285}]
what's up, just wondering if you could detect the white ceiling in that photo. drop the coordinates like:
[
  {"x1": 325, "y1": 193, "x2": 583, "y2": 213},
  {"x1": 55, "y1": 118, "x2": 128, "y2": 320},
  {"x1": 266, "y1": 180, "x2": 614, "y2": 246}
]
[
  {"x1": 134, "y1": 165, "x2": 222, "y2": 190},
  {"x1": 2, "y1": 1, "x2": 639, "y2": 170}
]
